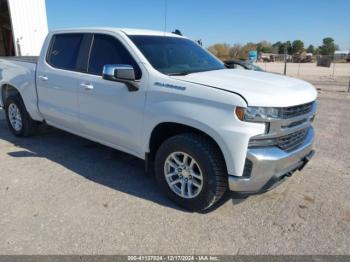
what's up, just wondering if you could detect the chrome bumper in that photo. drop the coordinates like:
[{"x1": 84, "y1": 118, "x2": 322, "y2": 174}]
[{"x1": 228, "y1": 127, "x2": 315, "y2": 193}]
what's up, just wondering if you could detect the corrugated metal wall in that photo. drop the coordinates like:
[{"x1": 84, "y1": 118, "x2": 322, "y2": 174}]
[{"x1": 7, "y1": 0, "x2": 48, "y2": 56}]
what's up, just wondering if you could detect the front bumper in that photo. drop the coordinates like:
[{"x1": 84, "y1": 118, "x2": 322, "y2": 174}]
[{"x1": 228, "y1": 127, "x2": 315, "y2": 193}]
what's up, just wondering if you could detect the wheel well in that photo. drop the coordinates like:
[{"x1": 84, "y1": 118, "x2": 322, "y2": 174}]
[
  {"x1": 1, "y1": 84, "x2": 19, "y2": 106},
  {"x1": 149, "y1": 122, "x2": 225, "y2": 163}
]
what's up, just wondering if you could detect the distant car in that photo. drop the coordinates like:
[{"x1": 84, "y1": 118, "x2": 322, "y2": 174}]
[{"x1": 225, "y1": 60, "x2": 264, "y2": 71}]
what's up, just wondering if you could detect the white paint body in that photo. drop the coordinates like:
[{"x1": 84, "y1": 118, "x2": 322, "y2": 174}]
[
  {"x1": 0, "y1": 28, "x2": 317, "y2": 184},
  {"x1": 7, "y1": 0, "x2": 48, "y2": 56}
]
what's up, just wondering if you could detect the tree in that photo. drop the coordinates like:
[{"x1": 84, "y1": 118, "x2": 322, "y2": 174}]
[
  {"x1": 229, "y1": 43, "x2": 242, "y2": 59},
  {"x1": 292, "y1": 40, "x2": 305, "y2": 54},
  {"x1": 278, "y1": 41, "x2": 293, "y2": 55},
  {"x1": 319, "y1": 37, "x2": 338, "y2": 55},
  {"x1": 286, "y1": 41, "x2": 293, "y2": 55},
  {"x1": 314, "y1": 47, "x2": 320, "y2": 55},
  {"x1": 240, "y1": 42, "x2": 258, "y2": 59},
  {"x1": 272, "y1": 41, "x2": 282, "y2": 54},
  {"x1": 277, "y1": 42, "x2": 286, "y2": 54},
  {"x1": 257, "y1": 41, "x2": 273, "y2": 53},
  {"x1": 306, "y1": 44, "x2": 315, "y2": 54},
  {"x1": 208, "y1": 43, "x2": 231, "y2": 59}
]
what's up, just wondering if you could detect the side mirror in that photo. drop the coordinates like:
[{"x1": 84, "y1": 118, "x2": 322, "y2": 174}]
[{"x1": 102, "y1": 64, "x2": 139, "y2": 92}]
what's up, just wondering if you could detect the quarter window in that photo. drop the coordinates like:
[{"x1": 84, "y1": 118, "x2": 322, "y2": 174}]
[
  {"x1": 88, "y1": 34, "x2": 142, "y2": 79},
  {"x1": 47, "y1": 34, "x2": 84, "y2": 71}
]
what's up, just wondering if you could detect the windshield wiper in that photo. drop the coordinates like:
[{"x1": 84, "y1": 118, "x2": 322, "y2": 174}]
[
  {"x1": 167, "y1": 69, "x2": 222, "y2": 76},
  {"x1": 167, "y1": 71, "x2": 192, "y2": 76}
]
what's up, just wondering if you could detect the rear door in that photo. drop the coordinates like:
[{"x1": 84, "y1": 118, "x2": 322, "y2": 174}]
[
  {"x1": 76, "y1": 33, "x2": 147, "y2": 156},
  {"x1": 36, "y1": 33, "x2": 90, "y2": 131}
]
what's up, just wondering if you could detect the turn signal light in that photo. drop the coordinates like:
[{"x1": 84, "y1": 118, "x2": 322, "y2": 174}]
[{"x1": 235, "y1": 107, "x2": 245, "y2": 121}]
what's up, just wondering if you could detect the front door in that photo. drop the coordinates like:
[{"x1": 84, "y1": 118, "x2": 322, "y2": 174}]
[{"x1": 77, "y1": 33, "x2": 147, "y2": 156}]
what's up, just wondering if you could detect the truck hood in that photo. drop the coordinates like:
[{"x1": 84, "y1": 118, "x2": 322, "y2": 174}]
[{"x1": 172, "y1": 69, "x2": 317, "y2": 107}]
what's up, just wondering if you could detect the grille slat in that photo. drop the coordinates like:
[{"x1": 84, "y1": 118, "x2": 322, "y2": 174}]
[
  {"x1": 282, "y1": 102, "x2": 314, "y2": 119},
  {"x1": 277, "y1": 102, "x2": 314, "y2": 151},
  {"x1": 277, "y1": 128, "x2": 309, "y2": 152}
]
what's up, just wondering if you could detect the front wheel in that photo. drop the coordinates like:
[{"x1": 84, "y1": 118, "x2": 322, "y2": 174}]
[{"x1": 154, "y1": 134, "x2": 228, "y2": 211}]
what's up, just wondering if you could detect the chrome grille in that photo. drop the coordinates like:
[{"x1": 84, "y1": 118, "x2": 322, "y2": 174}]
[
  {"x1": 278, "y1": 128, "x2": 309, "y2": 152},
  {"x1": 282, "y1": 102, "x2": 314, "y2": 119}
]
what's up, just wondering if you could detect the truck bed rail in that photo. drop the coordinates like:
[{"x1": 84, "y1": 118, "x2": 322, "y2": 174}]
[{"x1": 0, "y1": 56, "x2": 38, "y2": 64}]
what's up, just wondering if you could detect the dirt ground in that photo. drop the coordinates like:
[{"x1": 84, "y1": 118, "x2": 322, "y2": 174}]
[{"x1": 0, "y1": 76, "x2": 349, "y2": 255}]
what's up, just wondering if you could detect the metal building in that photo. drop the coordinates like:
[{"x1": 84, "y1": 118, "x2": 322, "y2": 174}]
[{"x1": 0, "y1": 0, "x2": 48, "y2": 56}]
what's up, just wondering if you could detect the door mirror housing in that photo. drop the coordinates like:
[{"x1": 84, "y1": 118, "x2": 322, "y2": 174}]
[{"x1": 102, "y1": 64, "x2": 138, "y2": 92}]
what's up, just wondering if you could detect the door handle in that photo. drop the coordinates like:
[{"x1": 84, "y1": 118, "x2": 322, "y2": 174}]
[
  {"x1": 80, "y1": 83, "x2": 94, "y2": 91},
  {"x1": 38, "y1": 75, "x2": 48, "y2": 81}
]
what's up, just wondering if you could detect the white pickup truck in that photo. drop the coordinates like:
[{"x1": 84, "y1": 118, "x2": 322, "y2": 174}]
[{"x1": 0, "y1": 28, "x2": 317, "y2": 211}]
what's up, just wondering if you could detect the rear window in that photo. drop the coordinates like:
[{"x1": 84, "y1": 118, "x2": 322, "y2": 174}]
[{"x1": 47, "y1": 34, "x2": 84, "y2": 71}]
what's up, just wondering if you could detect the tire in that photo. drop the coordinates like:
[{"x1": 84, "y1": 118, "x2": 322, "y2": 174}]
[
  {"x1": 4, "y1": 95, "x2": 37, "y2": 137},
  {"x1": 154, "y1": 133, "x2": 228, "y2": 211}
]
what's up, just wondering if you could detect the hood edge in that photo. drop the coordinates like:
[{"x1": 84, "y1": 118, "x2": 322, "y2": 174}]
[{"x1": 174, "y1": 78, "x2": 249, "y2": 106}]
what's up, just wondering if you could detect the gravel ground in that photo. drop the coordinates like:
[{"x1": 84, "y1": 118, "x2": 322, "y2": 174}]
[{"x1": 0, "y1": 82, "x2": 349, "y2": 255}]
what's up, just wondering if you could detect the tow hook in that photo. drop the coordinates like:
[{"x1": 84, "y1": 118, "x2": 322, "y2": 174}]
[{"x1": 298, "y1": 150, "x2": 315, "y2": 171}]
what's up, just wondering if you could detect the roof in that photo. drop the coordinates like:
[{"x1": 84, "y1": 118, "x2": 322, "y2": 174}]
[
  {"x1": 49, "y1": 27, "x2": 182, "y2": 38},
  {"x1": 334, "y1": 50, "x2": 349, "y2": 55},
  {"x1": 121, "y1": 28, "x2": 180, "y2": 37}
]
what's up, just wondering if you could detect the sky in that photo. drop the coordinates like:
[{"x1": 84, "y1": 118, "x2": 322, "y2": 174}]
[{"x1": 46, "y1": 0, "x2": 350, "y2": 50}]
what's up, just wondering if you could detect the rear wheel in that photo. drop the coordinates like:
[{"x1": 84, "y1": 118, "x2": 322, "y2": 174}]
[
  {"x1": 4, "y1": 95, "x2": 37, "y2": 137},
  {"x1": 155, "y1": 133, "x2": 228, "y2": 211}
]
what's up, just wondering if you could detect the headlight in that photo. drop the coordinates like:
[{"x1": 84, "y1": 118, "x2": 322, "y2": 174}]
[{"x1": 236, "y1": 107, "x2": 281, "y2": 122}]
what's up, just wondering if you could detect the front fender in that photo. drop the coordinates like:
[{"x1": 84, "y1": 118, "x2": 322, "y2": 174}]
[{"x1": 142, "y1": 81, "x2": 265, "y2": 176}]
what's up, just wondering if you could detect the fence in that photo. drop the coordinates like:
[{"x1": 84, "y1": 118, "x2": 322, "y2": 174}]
[{"x1": 256, "y1": 59, "x2": 350, "y2": 79}]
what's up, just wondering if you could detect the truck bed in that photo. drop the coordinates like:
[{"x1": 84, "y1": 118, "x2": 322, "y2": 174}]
[
  {"x1": 0, "y1": 56, "x2": 38, "y2": 110},
  {"x1": 0, "y1": 56, "x2": 38, "y2": 64}
]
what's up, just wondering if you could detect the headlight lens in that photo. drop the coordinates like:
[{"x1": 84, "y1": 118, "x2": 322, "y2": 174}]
[{"x1": 236, "y1": 107, "x2": 282, "y2": 122}]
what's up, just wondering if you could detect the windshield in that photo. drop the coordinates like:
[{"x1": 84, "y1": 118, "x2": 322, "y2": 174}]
[{"x1": 129, "y1": 35, "x2": 225, "y2": 75}]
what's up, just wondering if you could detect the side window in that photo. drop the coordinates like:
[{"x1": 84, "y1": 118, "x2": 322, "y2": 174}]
[
  {"x1": 88, "y1": 34, "x2": 142, "y2": 79},
  {"x1": 47, "y1": 34, "x2": 84, "y2": 71}
]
